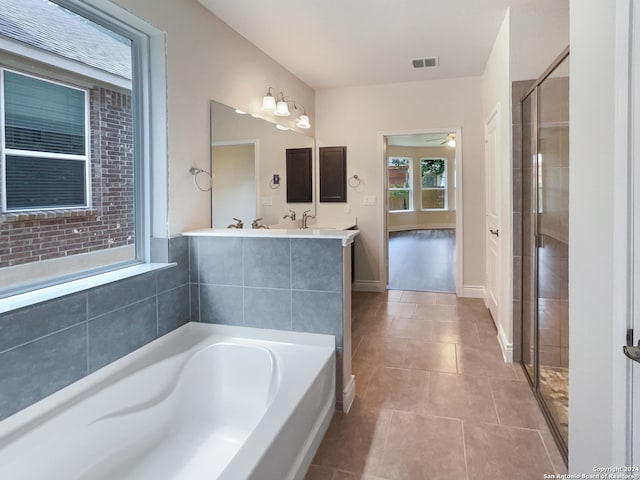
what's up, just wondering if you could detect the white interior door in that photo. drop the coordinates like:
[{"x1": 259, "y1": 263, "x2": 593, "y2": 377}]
[
  {"x1": 632, "y1": 0, "x2": 640, "y2": 466},
  {"x1": 616, "y1": 0, "x2": 640, "y2": 468},
  {"x1": 485, "y1": 110, "x2": 500, "y2": 323}
]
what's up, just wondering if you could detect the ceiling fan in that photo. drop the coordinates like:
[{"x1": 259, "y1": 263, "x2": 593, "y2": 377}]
[{"x1": 440, "y1": 133, "x2": 456, "y2": 147}]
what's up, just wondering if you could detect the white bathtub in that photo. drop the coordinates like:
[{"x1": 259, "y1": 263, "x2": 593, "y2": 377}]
[{"x1": 0, "y1": 323, "x2": 336, "y2": 480}]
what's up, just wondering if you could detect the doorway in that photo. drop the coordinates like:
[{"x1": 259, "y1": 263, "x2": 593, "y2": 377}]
[
  {"x1": 210, "y1": 141, "x2": 257, "y2": 229},
  {"x1": 381, "y1": 130, "x2": 462, "y2": 294},
  {"x1": 520, "y1": 48, "x2": 570, "y2": 461}
]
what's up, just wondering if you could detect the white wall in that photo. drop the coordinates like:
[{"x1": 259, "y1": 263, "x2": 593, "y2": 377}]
[
  {"x1": 510, "y1": 0, "x2": 570, "y2": 82},
  {"x1": 316, "y1": 77, "x2": 484, "y2": 290},
  {"x1": 113, "y1": 0, "x2": 315, "y2": 236},
  {"x1": 482, "y1": 11, "x2": 513, "y2": 357},
  {"x1": 569, "y1": 0, "x2": 616, "y2": 471}
]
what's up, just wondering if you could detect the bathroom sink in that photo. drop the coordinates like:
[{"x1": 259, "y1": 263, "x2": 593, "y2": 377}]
[
  {"x1": 269, "y1": 220, "x2": 301, "y2": 229},
  {"x1": 307, "y1": 224, "x2": 336, "y2": 229}
]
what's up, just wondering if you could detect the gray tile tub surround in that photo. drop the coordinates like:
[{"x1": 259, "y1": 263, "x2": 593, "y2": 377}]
[
  {"x1": 0, "y1": 237, "x2": 190, "y2": 421},
  {"x1": 191, "y1": 236, "x2": 345, "y2": 341}
]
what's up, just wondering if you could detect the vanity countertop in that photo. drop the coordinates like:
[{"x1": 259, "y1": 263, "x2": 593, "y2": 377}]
[{"x1": 182, "y1": 227, "x2": 360, "y2": 246}]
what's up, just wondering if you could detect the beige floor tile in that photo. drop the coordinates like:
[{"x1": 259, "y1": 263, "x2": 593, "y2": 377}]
[
  {"x1": 490, "y1": 378, "x2": 549, "y2": 430},
  {"x1": 456, "y1": 344, "x2": 518, "y2": 379},
  {"x1": 399, "y1": 291, "x2": 438, "y2": 304},
  {"x1": 380, "y1": 302, "x2": 417, "y2": 317},
  {"x1": 375, "y1": 411, "x2": 467, "y2": 480},
  {"x1": 431, "y1": 321, "x2": 481, "y2": 345},
  {"x1": 353, "y1": 336, "x2": 407, "y2": 368},
  {"x1": 475, "y1": 322, "x2": 499, "y2": 345},
  {"x1": 311, "y1": 400, "x2": 392, "y2": 474},
  {"x1": 314, "y1": 290, "x2": 560, "y2": 480},
  {"x1": 385, "y1": 290, "x2": 404, "y2": 302},
  {"x1": 361, "y1": 367, "x2": 430, "y2": 415},
  {"x1": 427, "y1": 372, "x2": 498, "y2": 423},
  {"x1": 540, "y1": 429, "x2": 568, "y2": 475},
  {"x1": 456, "y1": 297, "x2": 492, "y2": 314},
  {"x1": 414, "y1": 304, "x2": 459, "y2": 321},
  {"x1": 402, "y1": 340, "x2": 457, "y2": 373},
  {"x1": 352, "y1": 357, "x2": 375, "y2": 394},
  {"x1": 333, "y1": 471, "x2": 390, "y2": 480},
  {"x1": 512, "y1": 363, "x2": 529, "y2": 382},
  {"x1": 463, "y1": 421, "x2": 554, "y2": 480},
  {"x1": 387, "y1": 317, "x2": 434, "y2": 340},
  {"x1": 352, "y1": 335, "x2": 364, "y2": 357},
  {"x1": 353, "y1": 314, "x2": 395, "y2": 338},
  {"x1": 306, "y1": 464, "x2": 337, "y2": 480},
  {"x1": 436, "y1": 293, "x2": 457, "y2": 305}
]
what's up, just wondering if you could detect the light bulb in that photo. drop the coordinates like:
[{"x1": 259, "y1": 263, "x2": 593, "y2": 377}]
[{"x1": 296, "y1": 114, "x2": 311, "y2": 129}]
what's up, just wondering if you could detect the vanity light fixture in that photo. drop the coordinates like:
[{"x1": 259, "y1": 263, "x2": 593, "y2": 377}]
[
  {"x1": 262, "y1": 87, "x2": 311, "y2": 128},
  {"x1": 262, "y1": 87, "x2": 276, "y2": 111},
  {"x1": 274, "y1": 92, "x2": 290, "y2": 116},
  {"x1": 447, "y1": 138, "x2": 456, "y2": 147},
  {"x1": 293, "y1": 101, "x2": 311, "y2": 129}
]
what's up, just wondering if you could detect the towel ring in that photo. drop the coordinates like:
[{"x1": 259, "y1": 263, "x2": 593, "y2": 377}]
[
  {"x1": 348, "y1": 174, "x2": 361, "y2": 188},
  {"x1": 189, "y1": 167, "x2": 213, "y2": 192},
  {"x1": 269, "y1": 179, "x2": 280, "y2": 189}
]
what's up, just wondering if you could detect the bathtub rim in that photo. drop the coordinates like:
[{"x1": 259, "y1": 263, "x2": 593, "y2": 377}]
[{"x1": 0, "y1": 323, "x2": 336, "y2": 445}]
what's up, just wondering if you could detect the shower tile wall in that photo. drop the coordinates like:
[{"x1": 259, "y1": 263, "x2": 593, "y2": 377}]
[
  {"x1": 189, "y1": 236, "x2": 346, "y2": 402},
  {"x1": 0, "y1": 236, "x2": 191, "y2": 421}
]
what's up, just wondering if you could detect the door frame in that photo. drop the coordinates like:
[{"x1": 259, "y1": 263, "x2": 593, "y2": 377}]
[
  {"x1": 378, "y1": 128, "x2": 463, "y2": 296},
  {"x1": 210, "y1": 139, "x2": 259, "y2": 227},
  {"x1": 612, "y1": 0, "x2": 636, "y2": 466}
]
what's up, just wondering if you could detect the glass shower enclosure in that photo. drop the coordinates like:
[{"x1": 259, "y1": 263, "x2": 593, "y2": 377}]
[{"x1": 521, "y1": 48, "x2": 569, "y2": 461}]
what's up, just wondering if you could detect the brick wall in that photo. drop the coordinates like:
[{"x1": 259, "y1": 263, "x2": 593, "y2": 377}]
[{"x1": 0, "y1": 86, "x2": 134, "y2": 269}]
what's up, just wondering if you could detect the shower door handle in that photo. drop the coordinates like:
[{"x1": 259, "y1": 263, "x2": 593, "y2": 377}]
[
  {"x1": 623, "y1": 329, "x2": 640, "y2": 363},
  {"x1": 623, "y1": 344, "x2": 640, "y2": 363}
]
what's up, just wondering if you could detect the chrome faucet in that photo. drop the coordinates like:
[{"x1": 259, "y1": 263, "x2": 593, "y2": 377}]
[
  {"x1": 227, "y1": 218, "x2": 243, "y2": 229},
  {"x1": 283, "y1": 209, "x2": 297, "y2": 221},
  {"x1": 301, "y1": 210, "x2": 316, "y2": 229},
  {"x1": 251, "y1": 218, "x2": 269, "y2": 229}
]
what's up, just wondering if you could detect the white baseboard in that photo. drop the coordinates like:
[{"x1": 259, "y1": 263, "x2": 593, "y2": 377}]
[
  {"x1": 342, "y1": 375, "x2": 356, "y2": 413},
  {"x1": 352, "y1": 280, "x2": 383, "y2": 292},
  {"x1": 462, "y1": 285, "x2": 485, "y2": 298},
  {"x1": 388, "y1": 224, "x2": 456, "y2": 232},
  {"x1": 497, "y1": 325, "x2": 513, "y2": 362}
]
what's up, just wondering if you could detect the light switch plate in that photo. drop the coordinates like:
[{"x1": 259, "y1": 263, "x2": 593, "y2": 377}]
[{"x1": 261, "y1": 196, "x2": 273, "y2": 206}]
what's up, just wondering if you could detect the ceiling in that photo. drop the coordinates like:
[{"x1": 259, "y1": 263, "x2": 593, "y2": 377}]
[{"x1": 198, "y1": 0, "x2": 519, "y2": 89}]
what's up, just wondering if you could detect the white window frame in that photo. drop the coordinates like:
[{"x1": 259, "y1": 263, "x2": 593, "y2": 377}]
[
  {"x1": 387, "y1": 156, "x2": 413, "y2": 212},
  {"x1": 0, "y1": 68, "x2": 91, "y2": 212},
  {"x1": 0, "y1": 0, "x2": 168, "y2": 302},
  {"x1": 420, "y1": 157, "x2": 448, "y2": 211}
]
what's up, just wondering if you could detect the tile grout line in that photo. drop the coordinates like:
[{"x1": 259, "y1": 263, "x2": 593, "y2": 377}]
[
  {"x1": 461, "y1": 418, "x2": 471, "y2": 480},
  {"x1": 488, "y1": 378, "x2": 503, "y2": 425},
  {"x1": 536, "y1": 429, "x2": 562, "y2": 475}
]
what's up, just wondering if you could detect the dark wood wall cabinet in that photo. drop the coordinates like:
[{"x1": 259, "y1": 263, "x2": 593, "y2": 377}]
[
  {"x1": 319, "y1": 146, "x2": 347, "y2": 203},
  {"x1": 286, "y1": 147, "x2": 313, "y2": 203}
]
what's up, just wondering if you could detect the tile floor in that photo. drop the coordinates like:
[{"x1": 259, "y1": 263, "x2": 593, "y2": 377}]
[{"x1": 306, "y1": 290, "x2": 567, "y2": 480}]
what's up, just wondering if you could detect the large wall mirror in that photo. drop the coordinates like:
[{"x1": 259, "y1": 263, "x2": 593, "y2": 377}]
[{"x1": 210, "y1": 101, "x2": 315, "y2": 228}]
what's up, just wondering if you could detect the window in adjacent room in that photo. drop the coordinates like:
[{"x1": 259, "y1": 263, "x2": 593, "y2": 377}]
[
  {"x1": 2, "y1": 70, "x2": 90, "y2": 210},
  {"x1": 387, "y1": 157, "x2": 412, "y2": 212},
  {"x1": 420, "y1": 157, "x2": 447, "y2": 210}
]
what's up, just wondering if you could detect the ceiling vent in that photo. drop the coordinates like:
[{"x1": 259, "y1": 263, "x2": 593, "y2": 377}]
[{"x1": 412, "y1": 56, "x2": 439, "y2": 69}]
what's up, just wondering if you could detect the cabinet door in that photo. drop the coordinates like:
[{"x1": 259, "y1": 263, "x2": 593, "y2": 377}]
[
  {"x1": 319, "y1": 146, "x2": 346, "y2": 202},
  {"x1": 286, "y1": 147, "x2": 312, "y2": 203}
]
